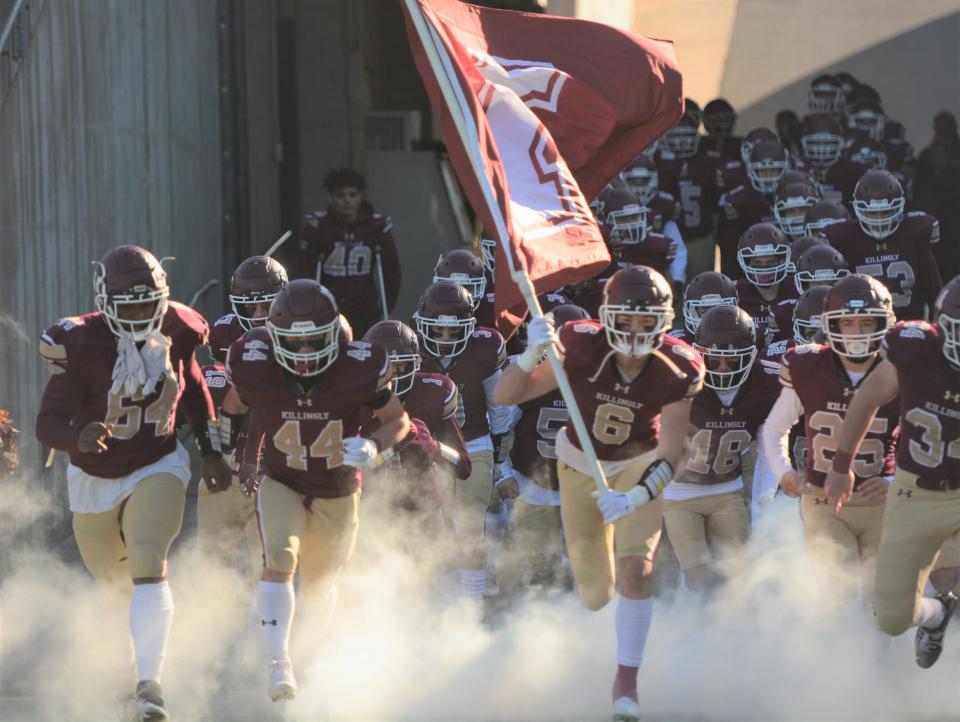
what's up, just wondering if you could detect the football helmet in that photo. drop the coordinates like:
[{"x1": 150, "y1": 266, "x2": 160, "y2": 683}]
[
  {"x1": 685, "y1": 98, "x2": 702, "y2": 125},
  {"x1": 774, "y1": 179, "x2": 821, "y2": 238},
  {"x1": 804, "y1": 199, "x2": 850, "y2": 237},
  {"x1": 620, "y1": 155, "x2": 658, "y2": 205},
  {"x1": 848, "y1": 134, "x2": 887, "y2": 170},
  {"x1": 834, "y1": 71, "x2": 859, "y2": 98},
  {"x1": 601, "y1": 186, "x2": 648, "y2": 245},
  {"x1": 808, "y1": 74, "x2": 845, "y2": 116},
  {"x1": 363, "y1": 320, "x2": 421, "y2": 397},
  {"x1": 846, "y1": 83, "x2": 882, "y2": 107},
  {"x1": 229, "y1": 255, "x2": 288, "y2": 330},
  {"x1": 793, "y1": 285, "x2": 831, "y2": 345},
  {"x1": 821, "y1": 274, "x2": 894, "y2": 359},
  {"x1": 682, "y1": 271, "x2": 738, "y2": 334},
  {"x1": 480, "y1": 237, "x2": 496, "y2": 274},
  {"x1": 740, "y1": 127, "x2": 778, "y2": 165},
  {"x1": 433, "y1": 249, "x2": 487, "y2": 310},
  {"x1": 694, "y1": 305, "x2": 757, "y2": 391},
  {"x1": 664, "y1": 111, "x2": 700, "y2": 158},
  {"x1": 852, "y1": 169, "x2": 905, "y2": 240},
  {"x1": 551, "y1": 303, "x2": 590, "y2": 327},
  {"x1": 747, "y1": 140, "x2": 790, "y2": 195},
  {"x1": 94, "y1": 245, "x2": 170, "y2": 341},
  {"x1": 703, "y1": 98, "x2": 736, "y2": 136},
  {"x1": 793, "y1": 244, "x2": 850, "y2": 294},
  {"x1": 267, "y1": 279, "x2": 341, "y2": 377},
  {"x1": 737, "y1": 224, "x2": 792, "y2": 288},
  {"x1": 788, "y1": 234, "x2": 825, "y2": 273},
  {"x1": 801, "y1": 113, "x2": 844, "y2": 168},
  {"x1": 416, "y1": 280, "x2": 476, "y2": 359},
  {"x1": 599, "y1": 265, "x2": 674, "y2": 358},
  {"x1": 935, "y1": 277, "x2": 960, "y2": 367},
  {"x1": 848, "y1": 99, "x2": 886, "y2": 142}
]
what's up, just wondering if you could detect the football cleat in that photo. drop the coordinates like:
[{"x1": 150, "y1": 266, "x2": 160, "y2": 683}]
[
  {"x1": 268, "y1": 657, "x2": 298, "y2": 702},
  {"x1": 613, "y1": 696, "x2": 641, "y2": 722},
  {"x1": 915, "y1": 591, "x2": 958, "y2": 669},
  {"x1": 134, "y1": 680, "x2": 169, "y2": 722}
]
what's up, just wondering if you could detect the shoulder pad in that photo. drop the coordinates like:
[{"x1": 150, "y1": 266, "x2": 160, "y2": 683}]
[
  {"x1": 166, "y1": 301, "x2": 210, "y2": 345},
  {"x1": 38, "y1": 316, "x2": 89, "y2": 370},
  {"x1": 214, "y1": 313, "x2": 236, "y2": 327}
]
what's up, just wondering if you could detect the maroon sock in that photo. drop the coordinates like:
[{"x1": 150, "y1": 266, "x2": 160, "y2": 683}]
[{"x1": 612, "y1": 664, "x2": 638, "y2": 701}]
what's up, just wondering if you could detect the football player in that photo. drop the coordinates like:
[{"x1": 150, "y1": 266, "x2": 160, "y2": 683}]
[
  {"x1": 808, "y1": 74, "x2": 845, "y2": 118},
  {"x1": 770, "y1": 245, "x2": 849, "y2": 342},
  {"x1": 825, "y1": 277, "x2": 960, "y2": 668},
  {"x1": 701, "y1": 97, "x2": 741, "y2": 163},
  {"x1": 773, "y1": 177, "x2": 821, "y2": 241},
  {"x1": 36, "y1": 245, "x2": 231, "y2": 722},
  {"x1": 847, "y1": 98, "x2": 886, "y2": 143},
  {"x1": 801, "y1": 113, "x2": 866, "y2": 204},
  {"x1": 415, "y1": 280, "x2": 513, "y2": 602},
  {"x1": 762, "y1": 275, "x2": 898, "y2": 613},
  {"x1": 664, "y1": 306, "x2": 779, "y2": 590},
  {"x1": 674, "y1": 271, "x2": 739, "y2": 343},
  {"x1": 735, "y1": 223, "x2": 794, "y2": 347},
  {"x1": 600, "y1": 186, "x2": 677, "y2": 280},
  {"x1": 223, "y1": 279, "x2": 410, "y2": 701},
  {"x1": 804, "y1": 199, "x2": 850, "y2": 238},
  {"x1": 824, "y1": 169, "x2": 942, "y2": 321},
  {"x1": 716, "y1": 127, "x2": 779, "y2": 194},
  {"x1": 201, "y1": 255, "x2": 288, "y2": 573},
  {"x1": 494, "y1": 265, "x2": 703, "y2": 722}
]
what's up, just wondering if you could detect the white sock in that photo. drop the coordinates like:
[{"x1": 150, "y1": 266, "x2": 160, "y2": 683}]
[
  {"x1": 919, "y1": 596, "x2": 945, "y2": 630},
  {"x1": 129, "y1": 581, "x2": 174, "y2": 683},
  {"x1": 257, "y1": 581, "x2": 295, "y2": 662},
  {"x1": 460, "y1": 569, "x2": 486, "y2": 601},
  {"x1": 615, "y1": 596, "x2": 654, "y2": 667}
]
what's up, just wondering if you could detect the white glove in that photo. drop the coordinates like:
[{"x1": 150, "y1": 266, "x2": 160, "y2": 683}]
[
  {"x1": 111, "y1": 337, "x2": 147, "y2": 396},
  {"x1": 591, "y1": 485, "x2": 650, "y2": 524},
  {"x1": 516, "y1": 314, "x2": 558, "y2": 373},
  {"x1": 341, "y1": 437, "x2": 380, "y2": 468},
  {"x1": 139, "y1": 331, "x2": 175, "y2": 395}
]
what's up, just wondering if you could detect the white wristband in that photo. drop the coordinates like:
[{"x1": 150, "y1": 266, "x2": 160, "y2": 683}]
[{"x1": 516, "y1": 347, "x2": 542, "y2": 373}]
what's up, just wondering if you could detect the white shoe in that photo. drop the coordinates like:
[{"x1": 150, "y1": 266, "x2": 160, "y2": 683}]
[
  {"x1": 268, "y1": 658, "x2": 298, "y2": 702},
  {"x1": 613, "y1": 696, "x2": 641, "y2": 721}
]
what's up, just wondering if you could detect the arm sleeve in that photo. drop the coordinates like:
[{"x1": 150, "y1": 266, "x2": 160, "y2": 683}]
[
  {"x1": 378, "y1": 225, "x2": 402, "y2": 313},
  {"x1": 760, "y1": 386, "x2": 805, "y2": 484},
  {"x1": 664, "y1": 220, "x2": 687, "y2": 283},
  {"x1": 242, "y1": 410, "x2": 265, "y2": 471},
  {"x1": 35, "y1": 372, "x2": 85, "y2": 454},
  {"x1": 179, "y1": 353, "x2": 217, "y2": 428},
  {"x1": 482, "y1": 370, "x2": 520, "y2": 434},
  {"x1": 752, "y1": 433, "x2": 780, "y2": 501}
]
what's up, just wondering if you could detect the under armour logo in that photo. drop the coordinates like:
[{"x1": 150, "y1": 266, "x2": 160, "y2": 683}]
[
  {"x1": 297, "y1": 398, "x2": 312, "y2": 407},
  {"x1": 720, "y1": 407, "x2": 735, "y2": 417},
  {"x1": 843, "y1": 387, "x2": 855, "y2": 398},
  {"x1": 814, "y1": 497, "x2": 829, "y2": 505},
  {"x1": 897, "y1": 488, "x2": 912, "y2": 498},
  {"x1": 614, "y1": 383, "x2": 631, "y2": 394},
  {"x1": 944, "y1": 390, "x2": 960, "y2": 403},
  {"x1": 261, "y1": 619, "x2": 278, "y2": 626}
]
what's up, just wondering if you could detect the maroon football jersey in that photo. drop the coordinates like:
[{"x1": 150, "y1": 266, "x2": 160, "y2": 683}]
[
  {"x1": 418, "y1": 327, "x2": 506, "y2": 441},
  {"x1": 614, "y1": 233, "x2": 676, "y2": 278},
  {"x1": 557, "y1": 320, "x2": 704, "y2": 461},
  {"x1": 509, "y1": 384, "x2": 566, "y2": 491},
  {"x1": 402, "y1": 371, "x2": 469, "y2": 477},
  {"x1": 227, "y1": 328, "x2": 391, "y2": 497},
  {"x1": 735, "y1": 279, "x2": 794, "y2": 348},
  {"x1": 37, "y1": 303, "x2": 214, "y2": 478},
  {"x1": 646, "y1": 191, "x2": 681, "y2": 234},
  {"x1": 677, "y1": 363, "x2": 780, "y2": 485},
  {"x1": 770, "y1": 283, "x2": 801, "y2": 343},
  {"x1": 209, "y1": 313, "x2": 245, "y2": 364},
  {"x1": 884, "y1": 321, "x2": 960, "y2": 485},
  {"x1": 656, "y1": 147, "x2": 721, "y2": 239},
  {"x1": 760, "y1": 339, "x2": 809, "y2": 472},
  {"x1": 783, "y1": 344, "x2": 898, "y2": 488},
  {"x1": 716, "y1": 160, "x2": 748, "y2": 196},
  {"x1": 202, "y1": 363, "x2": 246, "y2": 468},
  {"x1": 824, "y1": 214, "x2": 942, "y2": 321},
  {"x1": 717, "y1": 185, "x2": 776, "y2": 276},
  {"x1": 475, "y1": 290, "x2": 497, "y2": 330}
]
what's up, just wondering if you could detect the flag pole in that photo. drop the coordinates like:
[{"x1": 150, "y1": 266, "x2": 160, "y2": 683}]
[{"x1": 404, "y1": 0, "x2": 610, "y2": 495}]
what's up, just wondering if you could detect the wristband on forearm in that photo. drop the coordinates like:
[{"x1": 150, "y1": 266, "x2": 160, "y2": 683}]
[
  {"x1": 437, "y1": 442, "x2": 461, "y2": 467},
  {"x1": 218, "y1": 410, "x2": 247, "y2": 451},
  {"x1": 194, "y1": 419, "x2": 222, "y2": 457},
  {"x1": 831, "y1": 450, "x2": 852, "y2": 474},
  {"x1": 638, "y1": 458, "x2": 673, "y2": 498}
]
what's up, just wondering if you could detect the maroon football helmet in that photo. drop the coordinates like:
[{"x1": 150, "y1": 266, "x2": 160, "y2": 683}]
[
  {"x1": 664, "y1": 110, "x2": 701, "y2": 158},
  {"x1": 694, "y1": 305, "x2": 757, "y2": 391},
  {"x1": 821, "y1": 274, "x2": 894, "y2": 359},
  {"x1": 737, "y1": 223, "x2": 792, "y2": 287},
  {"x1": 267, "y1": 279, "x2": 341, "y2": 376},
  {"x1": 852, "y1": 169, "x2": 905, "y2": 240},
  {"x1": 416, "y1": 280, "x2": 476, "y2": 359},
  {"x1": 703, "y1": 98, "x2": 736, "y2": 137},
  {"x1": 551, "y1": 303, "x2": 590, "y2": 327},
  {"x1": 229, "y1": 255, "x2": 289, "y2": 330},
  {"x1": 801, "y1": 113, "x2": 844, "y2": 168},
  {"x1": 620, "y1": 155, "x2": 658, "y2": 205},
  {"x1": 774, "y1": 179, "x2": 821, "y2": 238},
  {"x1": 599, "y1": 265, "x2": 674, "y2": 357},
  {"x1": 793, "y1": 244, "x2": 849, "y2": 294},
  {"x1": 682, "y1": 271, "x2": 738, "y2": 334},
  {"x1": 363, "y1": 320, "x2": 421, "y2": 396},
  {"x1": 747, "y1": 140, "x2": 790, "y2": 195},
  {"x1": 936, "y1": 276, "x2": 960, "y2": 367},
  {"x1": 740, "y1": 127, "x2": 778, "y2": 165},
  {"x1": 848, "y1": 99, "x2": 886, "y2": 142},
  {"x1": 808, "y1": 74, "x2": 845, "y2": 116},
  {"x1": 804, "y1": 199, "x2": 850, "y2": 237},
  {"x1": 793, "y1": 285, "x2": 831, "y2": 345},
  {"x1": 433, "y1": 249, "x2": 487, "y2": 310},
  {"x1": 848, "y1": 133, "x2": 887, "y2": 170},
  {"x1": 834, "y1": 71, "x2": 859, "y2": 97},
  {"x1": 601, "y1": 186, "x2": 648, "y2": 246},
  {"x1": 94, "y1": 245, "x2": 170, "y2": 341}
]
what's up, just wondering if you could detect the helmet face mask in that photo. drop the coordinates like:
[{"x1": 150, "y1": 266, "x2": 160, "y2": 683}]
[
  {"x1": 821, "y1": 275, "x2": 894, "y2": 361},
  {"x1": 854, "y1": 197, "x2": 904, "y2": 240},
  {"x1": 480, "y1": 238, "x2": 496, "y2": 274},
  {"x1": 747, "y1": 142, "x2": 789, "y2": 195},
  {"x1": 93, "y1": 246, "x2": 170, "y2": 342},
  {"x1": 822, "y1": 310, "x2": 889, "y2": 360},
  {"x1": 801, "y1": 132, "x2": 843, "y2": 167},
  {"x1": 599, "y1": 266, "x2": 674, "y2": 358},
  {"x1": 416, "y1": 314, "x2": 475, "y2": 359},
  {"x1": 694, "y1": 305, "x2": 758, "y2": 391},
  {"x1": 621, "y1": 167, "x2": 658, "y2": 205},
  {"x1": 698, "y1": 344, "x2": 758, "y2": 391},
  {"x1": 266, "y1": 280, "x2": 341, "y2": 377},
  {"x1": 363, "y1": 320, "x2": 421, "y2": 396},
  {"x1": 738, "y1": 246, "x2": 791, "y2": 287},
  {"x1": 665, "y1": 116, "x2": 700, "y2": 158},
  {"x1": 775, "y1": 192, "x2": 819, "y2": 238},
  {"x1": 607, "y1": 203, "x2": 648, "y2": 245},
  {"x1": 935, "y1": 280, "x2": 960, "y2": 367},
  {"x1": 229, "y1": 256, "x2": 289, "y2": 331},
  {"x1": 808, "y1": 77, "x2": 845, "y2": 116}
]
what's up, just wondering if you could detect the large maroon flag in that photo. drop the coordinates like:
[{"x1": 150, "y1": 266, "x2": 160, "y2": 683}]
[{"x1": 401, "y1": 0, "x2": 684, "y2": 335}]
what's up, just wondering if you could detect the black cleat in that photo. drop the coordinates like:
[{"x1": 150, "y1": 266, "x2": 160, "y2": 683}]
[
  {"x1": 135, "y1": 680, "x2": 169, "y2": 721},
  {"x1": 915, "y1": 591, "x2": 958, "y2": 669}
]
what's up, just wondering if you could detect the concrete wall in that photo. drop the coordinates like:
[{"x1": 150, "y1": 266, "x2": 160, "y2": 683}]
[{"x1": 0, "y1": 0, "x2": 223, "y2": 533}]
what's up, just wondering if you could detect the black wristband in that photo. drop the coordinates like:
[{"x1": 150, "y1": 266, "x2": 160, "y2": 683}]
[{"x1": 193, "y1": 420, "x2": 220, "y2": 458}]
